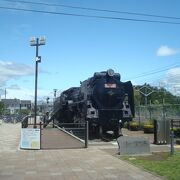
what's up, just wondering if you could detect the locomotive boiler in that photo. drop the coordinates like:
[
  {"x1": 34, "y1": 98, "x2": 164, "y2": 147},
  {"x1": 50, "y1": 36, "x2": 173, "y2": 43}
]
[{"x1": 53, "y1": 69, "x2": 134, "y2": 138}]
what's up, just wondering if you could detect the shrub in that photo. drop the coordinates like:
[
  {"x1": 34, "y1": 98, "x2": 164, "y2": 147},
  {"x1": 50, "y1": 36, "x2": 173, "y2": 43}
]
[
  {"x1": 129, "y1": 121, "x2": 139, "y2": 131},
  {"x1": 123, "y1": 122, "x2": 128, "y2": 129},
  {"x1": 144, "y1": 123, "x2": 154, "y2": 133},
  {"x1": 171, "y1": 128, "x2": 180, "y2": 138},
  {"x1": 138, "y1": 122, "x2": 144, "y2": 130}
]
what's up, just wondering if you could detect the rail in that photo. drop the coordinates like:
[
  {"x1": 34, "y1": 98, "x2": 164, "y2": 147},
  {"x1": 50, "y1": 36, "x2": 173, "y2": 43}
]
[
  {"x1": 21, "y1": 115, "x2": 44, "y2": 128},
  {"x1": 21, "y1": 116, "x2": 89, "y2": 149},
  {"x1": 57, "y1": 121, "x2": 89, "y2": 148}
]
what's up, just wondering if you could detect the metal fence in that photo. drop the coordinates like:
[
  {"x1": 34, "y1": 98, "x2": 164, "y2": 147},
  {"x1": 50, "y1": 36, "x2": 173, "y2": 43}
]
[
  {"x1": 135, "y1": 104, "x2": 180, "y2": 123},
  {"x1": 0, "y1": 115, "x2": 27, "y2": 123},
  {"x1": 57, "y1": 121, "x2": 89, "y2": 148}
]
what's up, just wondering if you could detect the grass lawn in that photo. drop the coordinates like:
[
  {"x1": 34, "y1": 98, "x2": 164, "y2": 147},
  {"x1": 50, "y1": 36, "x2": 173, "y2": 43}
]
[{"x1": 120, "y1": 151, "x2": 180, "y2": 180}]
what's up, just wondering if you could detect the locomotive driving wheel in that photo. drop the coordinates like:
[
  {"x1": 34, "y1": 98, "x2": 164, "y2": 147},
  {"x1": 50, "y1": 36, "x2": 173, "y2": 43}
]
[
  {"x1": 99, "y1": 126, "x2": 103, "y2": 138},
  {"x1": 99, "y1": 125, "x2": 106, "y2": 138}
]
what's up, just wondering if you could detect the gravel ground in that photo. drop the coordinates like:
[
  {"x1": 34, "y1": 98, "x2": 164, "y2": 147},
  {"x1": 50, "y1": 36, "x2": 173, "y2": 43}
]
[{"x1": 122, "y1": 128, "x2": 154, "y2": 143}]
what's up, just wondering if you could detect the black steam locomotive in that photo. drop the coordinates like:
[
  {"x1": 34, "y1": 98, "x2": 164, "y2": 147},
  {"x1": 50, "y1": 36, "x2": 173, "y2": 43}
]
[{"x1": 53, "y1": 69, "x2": 134, "y2": 138}]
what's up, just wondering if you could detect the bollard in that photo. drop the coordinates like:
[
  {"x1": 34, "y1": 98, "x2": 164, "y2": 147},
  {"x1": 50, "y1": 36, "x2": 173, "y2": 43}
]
[
  {"x1": 52, "y1": 118, "x2": 54, "y2": 128},
  {"x1": 153, "y1": 120, "x2": 157, "y2": 144},
  {"x1": 170, "y1": 119, "x2": 174, "y2": 155},
  {"x1": 40, "y1": 122, "x2": 42, "y2": 149},
  {"x1": 85, "y1": 121, "x2": 89, "y2": 148}
]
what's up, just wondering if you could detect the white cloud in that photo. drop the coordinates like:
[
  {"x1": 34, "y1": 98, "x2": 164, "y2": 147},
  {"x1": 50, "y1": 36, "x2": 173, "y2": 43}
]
[
  {"x1": 163, "y1": 67, "x2": 180, "y2": 95},
  {"x1": 8, "y1": 84, "x2": 21, "y2": 90},
  {"x1": 0, "y1": 60, "x2": 34, "y2": 86},
  {"x1": 165, "y1": 68, "x2": 180, "y2": 83},
  {"x1": 0, "y1": 60, "x2": 51, "y2": 100},
  {"x1": 5, "y1": 87, "x2": 53, "y2": 101},
  {"x1": 156, "y1": 45, "x2": 179, "y2": 57}
]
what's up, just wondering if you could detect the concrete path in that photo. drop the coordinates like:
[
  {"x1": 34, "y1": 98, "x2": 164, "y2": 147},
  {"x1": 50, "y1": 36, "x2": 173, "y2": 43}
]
[{"x1": 0, "y1": 123, "x2": 163, "y2": 180}]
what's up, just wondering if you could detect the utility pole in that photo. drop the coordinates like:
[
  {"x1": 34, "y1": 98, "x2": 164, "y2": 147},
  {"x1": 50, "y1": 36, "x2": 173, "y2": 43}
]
[
  {"x1": 30, "y1": 37, "x2": 46, "y2": 128},
  {"x1": 5, "y1": 88, "x2": 6, "y2": 99}
]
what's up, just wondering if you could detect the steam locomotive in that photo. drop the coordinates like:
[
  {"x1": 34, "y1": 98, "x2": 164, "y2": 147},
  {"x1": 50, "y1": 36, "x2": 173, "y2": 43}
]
[{"x1": 53, "y1": 69, "x2": 134, "y2": 138}]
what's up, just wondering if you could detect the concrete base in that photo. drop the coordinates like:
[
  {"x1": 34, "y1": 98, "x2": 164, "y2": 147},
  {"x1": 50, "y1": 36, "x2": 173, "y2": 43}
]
[{"x1": 117, "y1": 136, "x2": 150, "y2": 155}]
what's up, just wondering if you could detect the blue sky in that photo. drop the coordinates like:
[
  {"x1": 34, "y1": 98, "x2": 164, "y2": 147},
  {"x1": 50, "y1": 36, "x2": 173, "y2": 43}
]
[{"x1": 0, "y1": 0, "x2": 180, "y2": 101}]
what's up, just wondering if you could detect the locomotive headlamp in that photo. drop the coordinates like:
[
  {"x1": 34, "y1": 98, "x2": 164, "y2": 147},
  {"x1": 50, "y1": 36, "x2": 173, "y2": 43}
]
[{"x1": 107, "y1": 69, "x2": 115, "y2": 76}]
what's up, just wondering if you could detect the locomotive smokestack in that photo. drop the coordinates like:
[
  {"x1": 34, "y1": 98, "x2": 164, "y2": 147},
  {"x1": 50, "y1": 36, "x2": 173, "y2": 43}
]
[{"x1": 107, "y1": 69, "x2": 115, "y2": 76}]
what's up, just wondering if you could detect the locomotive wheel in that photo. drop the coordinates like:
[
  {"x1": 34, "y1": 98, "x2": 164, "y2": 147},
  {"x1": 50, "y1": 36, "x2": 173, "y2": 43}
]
[
  {"x1": 89, "y1": 125, "x2": 98, "y2": 139},
  {"x1": 99, "y1": 126, "x2": 103, "y2": 138},
  {"x1": 99, "y1": 126, "x2": 106, "y2": 138}
]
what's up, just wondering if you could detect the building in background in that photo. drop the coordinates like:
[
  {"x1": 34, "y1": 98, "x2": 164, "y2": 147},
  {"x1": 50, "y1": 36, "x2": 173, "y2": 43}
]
[
  {"x1": 20, "y1": 100, "x2": 31, "y2": 110},
  {"x1": 1, "y1": 99, "x2": 31, "y2": 115}
]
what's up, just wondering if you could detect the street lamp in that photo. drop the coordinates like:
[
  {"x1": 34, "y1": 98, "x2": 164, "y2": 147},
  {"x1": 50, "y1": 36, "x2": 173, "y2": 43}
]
[
  {"x1": 53, "y1": 89, "x2": 57, "y2": 110},
  {"x1": 46, "y1": 97, "x2": 50, "y2": 112},
  {"x1": 53, "y1": 89, "x2": 57, "y2": 98},
  {"x1": 30, "y1": 37, "x2": 46, "y2": 128}
]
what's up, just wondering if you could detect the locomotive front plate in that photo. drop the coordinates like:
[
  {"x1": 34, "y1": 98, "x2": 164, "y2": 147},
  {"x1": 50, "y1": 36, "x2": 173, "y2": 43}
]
[{"x1": 104, "y1": 84, "x2": 117, "y2": 88}]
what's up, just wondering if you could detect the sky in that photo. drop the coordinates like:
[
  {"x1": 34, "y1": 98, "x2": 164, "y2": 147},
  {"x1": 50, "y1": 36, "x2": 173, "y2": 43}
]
[{"x1": 0, "y1": 0, "x2": 180, "y2": 102}]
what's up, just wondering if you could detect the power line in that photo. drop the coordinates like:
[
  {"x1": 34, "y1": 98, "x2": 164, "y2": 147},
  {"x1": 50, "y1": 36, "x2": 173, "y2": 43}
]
[
  {"x1": 134, "y1": 62, "x2": 180, "y2": 76},
  {"x1": 1, "y1": 5, "x2": 180, "y2": 25},
  {"x1": 134, "y1": 71, "x2": 180, "y2": 90},
  {"x1": 3, "y1": 0, "x2": 180, "y2": 21},
  {"x1": 126, "y1": 64, "x2": 180, "y2": 80}
]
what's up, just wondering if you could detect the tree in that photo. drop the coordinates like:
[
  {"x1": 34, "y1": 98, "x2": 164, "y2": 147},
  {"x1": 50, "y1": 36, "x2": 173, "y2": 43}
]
[
  {"x1": 0, "y1": 101, "x2": 4, "y2": 115},
  {"x1": 19, "y1": 109, "x2": 30, "y2": 115},
  {"x1": 134, "y1": 84, "x2": 179, "y2": 106},
  {"x1": 133, "y1": 87, "x2": 141, "y2": 106}
]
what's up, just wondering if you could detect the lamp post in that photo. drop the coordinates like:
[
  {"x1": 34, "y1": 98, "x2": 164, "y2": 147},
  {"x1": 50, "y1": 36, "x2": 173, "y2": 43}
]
[
  {"x1": 53, "y1": 89, "x2": 57, "y2": 111},
  {"x1": 30, "y1": 37, "x2": 45, "y2": 128},
  {"x1": 46, "y1": 97, "x2": 50, "y2": 112},
  {"x1": 53, "y1": 89, "x2": 57, "y2": 99}
]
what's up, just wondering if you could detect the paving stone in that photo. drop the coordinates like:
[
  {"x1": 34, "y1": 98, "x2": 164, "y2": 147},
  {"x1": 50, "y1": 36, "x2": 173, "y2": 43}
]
[{"x1": 0, "y1": 123, "x2": 166, "y2": 180}]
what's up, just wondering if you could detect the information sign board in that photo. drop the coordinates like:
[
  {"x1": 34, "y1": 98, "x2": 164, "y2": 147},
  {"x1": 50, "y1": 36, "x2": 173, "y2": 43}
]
[{"x1": 20, "y1": 128, "x2": 40, "y2": 149}]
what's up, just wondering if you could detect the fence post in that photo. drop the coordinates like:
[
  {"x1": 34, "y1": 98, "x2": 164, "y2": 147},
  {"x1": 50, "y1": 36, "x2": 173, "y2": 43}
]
[
  {"x1": 153, "y1": 120, "x2": 157, "y2": 144},
  {"x1": 40, "y1": 121, "x2": 42, "y2": 149},
  {"x1": 170, "y1": 119, "x2": 174, "y2": 155},
  {"x1": 52, "y1": 118, "x2": 54, "y2": 128},
  {"x1": 85, "y1": 121, "x2": 89, "y2": 148},
  {"x1": 138, "y1": 105, "x2": 141, "y2": 130}
]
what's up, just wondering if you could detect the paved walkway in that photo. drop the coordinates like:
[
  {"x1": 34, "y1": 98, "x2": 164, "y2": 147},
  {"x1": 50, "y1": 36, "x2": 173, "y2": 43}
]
[{"x1": 0, "y1": 123, "x2": 164, "y2": 180}]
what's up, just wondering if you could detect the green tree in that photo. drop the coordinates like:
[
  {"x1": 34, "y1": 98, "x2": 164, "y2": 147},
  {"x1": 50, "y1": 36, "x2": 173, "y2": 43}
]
[
  {"x1": 134, "y1": 84, "x2": 179, "y2": 106},
  {"x1": 19, "y1": 109, "x2": 30, "y2": 115},
  {"x1": 133, "y1": 87, "x2": 141, "y2": 106},
  {"x1": 0, "y1": 101, "x2": 4, "y2": 115}
]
